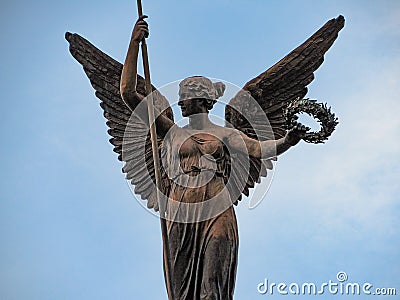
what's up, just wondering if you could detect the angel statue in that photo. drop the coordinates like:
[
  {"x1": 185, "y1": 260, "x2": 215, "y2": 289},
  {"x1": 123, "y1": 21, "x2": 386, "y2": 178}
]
[{"x1": 66, "y1": 11, "x2": 344, "y2": 300}]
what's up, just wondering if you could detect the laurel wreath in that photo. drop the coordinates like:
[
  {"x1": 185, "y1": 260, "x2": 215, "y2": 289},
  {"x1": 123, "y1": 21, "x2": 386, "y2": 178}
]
[{"x1": 285, "y1": 98, "x2": 339, "y2": 144}]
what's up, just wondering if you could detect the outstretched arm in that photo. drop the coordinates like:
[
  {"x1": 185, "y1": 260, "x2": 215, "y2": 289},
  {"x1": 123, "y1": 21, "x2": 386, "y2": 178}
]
[{"x1": 227, "y1": 124, "x2": 308, "y2": 159}]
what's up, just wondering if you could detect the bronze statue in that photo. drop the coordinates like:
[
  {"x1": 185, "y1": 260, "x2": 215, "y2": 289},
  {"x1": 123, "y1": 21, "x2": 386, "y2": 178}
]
[{"x1": 66, "y1": 10, "x2": 344, "y2": 300}]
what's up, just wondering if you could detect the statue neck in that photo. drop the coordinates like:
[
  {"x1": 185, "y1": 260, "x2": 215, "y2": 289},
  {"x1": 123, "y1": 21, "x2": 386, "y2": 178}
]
[{"x1": 188, "y1": 113, "x2": 211, "y2": 130}]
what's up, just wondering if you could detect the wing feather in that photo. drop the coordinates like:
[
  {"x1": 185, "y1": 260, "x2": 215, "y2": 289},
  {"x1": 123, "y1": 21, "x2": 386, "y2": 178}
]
[
  {"x1": 224, "y1": 15, "x2": 344, "y2": 201},
  {"x1": 66, "y1": 32, "x2": 173, "y2": 211}
]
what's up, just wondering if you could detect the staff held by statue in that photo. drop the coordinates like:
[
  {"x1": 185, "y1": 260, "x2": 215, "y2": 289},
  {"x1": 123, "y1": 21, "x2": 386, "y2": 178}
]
[{"x1": 135, "y1": 1, "x2": 174, "y2": 298}]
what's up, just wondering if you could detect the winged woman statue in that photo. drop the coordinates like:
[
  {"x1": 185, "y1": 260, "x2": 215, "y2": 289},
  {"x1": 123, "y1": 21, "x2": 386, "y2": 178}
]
[{"x1": 66, "y1": 14, "x2": 344, "y2": 300}]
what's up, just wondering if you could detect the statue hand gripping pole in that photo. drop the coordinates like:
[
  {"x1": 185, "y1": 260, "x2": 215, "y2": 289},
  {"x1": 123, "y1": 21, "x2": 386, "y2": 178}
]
[{"x1": 136, "y1": 1, "x2": 174, "y2": 299}]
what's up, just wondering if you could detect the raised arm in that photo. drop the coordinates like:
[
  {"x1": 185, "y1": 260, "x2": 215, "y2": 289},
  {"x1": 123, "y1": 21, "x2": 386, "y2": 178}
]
[
  {"x1": 120, "y1": 16, "x2": 175, "y2": 138},
  {"x1": 227, "y1": 124, "x2": 308, "y2": 159},
  {"x1": 120, "y1": 16, "x2": 148, "y2": 109}
]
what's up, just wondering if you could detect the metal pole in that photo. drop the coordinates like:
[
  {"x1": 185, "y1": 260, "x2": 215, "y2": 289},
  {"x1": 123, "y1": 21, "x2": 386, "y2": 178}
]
[{"x1": 136, "y1": 1, "x2": 174, "y2": 299}]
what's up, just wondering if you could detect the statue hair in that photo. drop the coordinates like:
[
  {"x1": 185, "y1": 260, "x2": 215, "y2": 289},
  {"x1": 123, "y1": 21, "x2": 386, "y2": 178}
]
[{"x1": 179, "y1": 76, "x2": 226, "y2": 111}]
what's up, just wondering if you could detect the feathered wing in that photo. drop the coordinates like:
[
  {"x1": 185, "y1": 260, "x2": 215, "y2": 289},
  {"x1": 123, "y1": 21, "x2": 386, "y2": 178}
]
[
  {"x1": 65, "y1": 32, "x2": 173, "y2": 211},
  {"x1": 225, "y1": 15, "x2": 345, "y2": 202}
]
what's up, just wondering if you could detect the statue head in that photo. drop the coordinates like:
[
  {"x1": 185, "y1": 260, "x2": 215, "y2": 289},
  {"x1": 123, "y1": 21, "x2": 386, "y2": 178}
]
[{"x1": 178, "y1": 76, "x2": 225, "y2": 116}]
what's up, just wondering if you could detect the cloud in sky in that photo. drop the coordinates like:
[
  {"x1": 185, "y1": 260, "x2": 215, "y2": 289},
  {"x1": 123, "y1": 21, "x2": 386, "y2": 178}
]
[{"x1": 307, "y1": 56, "x2": 400, "y2": 228}]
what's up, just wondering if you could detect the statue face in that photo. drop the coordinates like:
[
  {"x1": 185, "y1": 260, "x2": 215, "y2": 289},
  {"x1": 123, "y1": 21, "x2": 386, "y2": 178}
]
[{"x1": 178, "y1": 98, "x2": 207, "y2": 117}]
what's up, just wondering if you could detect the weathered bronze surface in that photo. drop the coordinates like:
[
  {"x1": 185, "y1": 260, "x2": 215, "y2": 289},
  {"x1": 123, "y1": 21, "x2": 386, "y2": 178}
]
[{"x1": 66, "y1": 14, "x2": 344, "y2": 300}]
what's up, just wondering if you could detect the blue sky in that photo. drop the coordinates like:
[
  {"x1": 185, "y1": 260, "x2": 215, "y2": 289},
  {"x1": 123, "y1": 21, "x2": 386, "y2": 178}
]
[{"x1": 1, "y1": 0, "x2": 399, "y2": 299}]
